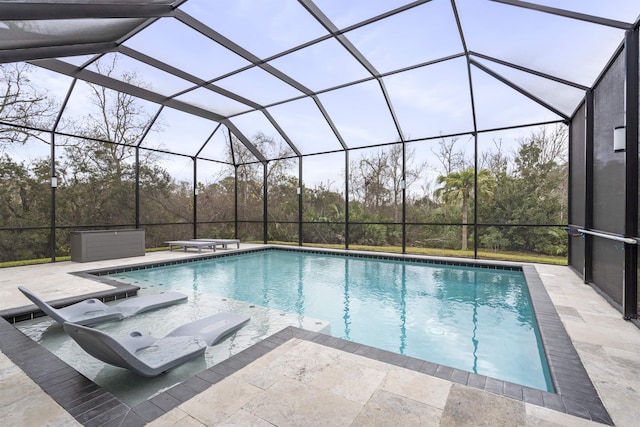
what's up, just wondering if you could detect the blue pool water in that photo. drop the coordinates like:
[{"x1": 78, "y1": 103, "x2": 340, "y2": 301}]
[{"x1": 106, "y1": 249, "x2": 553, "y2": 391}]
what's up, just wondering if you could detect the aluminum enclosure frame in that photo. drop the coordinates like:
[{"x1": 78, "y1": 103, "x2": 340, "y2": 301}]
[{"x1": 0, "y1": 1, "x2": 639, "y2": 323}]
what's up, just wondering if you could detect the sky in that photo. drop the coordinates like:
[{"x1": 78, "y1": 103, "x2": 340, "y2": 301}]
[{"x1": 2, "y1": 0, "x2": 639, "y2": 189}]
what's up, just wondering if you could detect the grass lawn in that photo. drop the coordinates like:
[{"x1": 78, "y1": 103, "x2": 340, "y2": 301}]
[
  {"x1": 0, "y1": 243, "x2": 566, "y2": 268},
  {"x1": 267, "y1": 242, "x2": 567, "y2": 265}
]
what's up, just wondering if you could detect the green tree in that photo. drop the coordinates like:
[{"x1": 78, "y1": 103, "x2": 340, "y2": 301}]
[
  {"x1": 0, "y1": 155, "x2": 52, "y2": 261},
  {"x1": 435, "y1": 168, "x2": 495, "y2": 251},
  {"x1": 506, "y1": 139, "x2": 566, "y2": 253},
  {"x1": 0, "y1": 63, "x2": 58, "y2": 261},
  {"x1": 302, "y1": 182, "x2": 345, "y2": 244},
  {"x1": 477, "y1": 125, "x2": 568, "y2": 255}
]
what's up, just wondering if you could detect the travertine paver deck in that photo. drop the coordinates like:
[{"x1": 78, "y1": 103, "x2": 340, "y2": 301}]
[
  {"x1": 147, "y1": 337, "x2": 611, "y2": 427},
  {"x1": 1, "y1": 247, "x2": 639, "y2": 426},
  {"x1": 0, "y1": 351, "x2": 80, "y2": 426}
]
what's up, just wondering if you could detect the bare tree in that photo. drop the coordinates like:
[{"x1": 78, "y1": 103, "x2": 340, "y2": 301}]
[
  {"x1": 353, "y1": 150, "x2": 390, "y2": 210},
  {"x1": 385, "y1": 144, "x2": 426, "y2": 221},
  {"x1": 226, "y1": 132, "x2": 295, "y2": 217},
  {"x1": 524, "y1": 124, "x2": 567, "y2": 166},
  {"x1": 479, "y1": 138, "x2": 510, "y2": 177},
  {"x1": 350, "y1": 143, "x2": 427, "y2": 222},
  {"x1": 53, "y1": 56, "x2": 168, "y2": 227},
  {"x1": 61, "y1": 56, "x2": 156, "y2": 178},
  {"x1": 431, "y1": 136, "x2": 466, "y2": 176},
  {"x1": 0, "y1": 63, "x2": 57, "y2": 149}
]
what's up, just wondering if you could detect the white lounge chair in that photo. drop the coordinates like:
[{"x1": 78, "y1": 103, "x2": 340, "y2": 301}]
[
  {"x1": 165, "y1": 240, "x2": 217, "y2": 253},
  {"x1": 19, "y1": 286, "x2": 187, "y2": 326},
  {"x1": 63, "y1": 312, "x2": 251, "y2": 377},
  {"x1": 192, "y1": 238, "x2": 241, "y2": 249}
]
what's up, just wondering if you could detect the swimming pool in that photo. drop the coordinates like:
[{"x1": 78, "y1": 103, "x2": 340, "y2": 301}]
[{"x1": 102, "y1": 248, "x2": 553, "y2": 392}]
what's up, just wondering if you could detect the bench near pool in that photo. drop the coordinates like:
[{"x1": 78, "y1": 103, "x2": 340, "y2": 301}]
[
  {"x1": 165, "y1": 240, "x2": 217, "y2": 253},
  {"x1": 192, "y1": 239, "x2": 241, "y2": 249},
  {"x1": 165, "y1": 239, "x2": 241, "y2": 253}
]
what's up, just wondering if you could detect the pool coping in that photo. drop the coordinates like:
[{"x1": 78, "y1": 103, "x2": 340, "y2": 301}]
[
  {"x1": 0, "y1": 283, "x2": 140, "y2": 324},
  {"x1": 0, "y1": 248, "x2": 613, "y2": 425}
]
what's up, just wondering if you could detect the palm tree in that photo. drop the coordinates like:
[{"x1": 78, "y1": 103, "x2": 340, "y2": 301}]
[{"x1": 435, "y1": 168, "x2": 495, "y2": 251}]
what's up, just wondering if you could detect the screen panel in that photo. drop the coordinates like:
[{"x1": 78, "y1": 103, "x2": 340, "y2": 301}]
[
  {"x1": 591, "y1": 238, "x2": 625, "y2": 306},
  {"x1": 592, "y1": 51, "x2": 625, "y2": 233}
]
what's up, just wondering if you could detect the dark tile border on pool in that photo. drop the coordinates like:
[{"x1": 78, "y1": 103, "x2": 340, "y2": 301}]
[
  {"x1": 0, "y1": 247, "x2": 613, "y2": 425},
  {"x1": 521, "y1": 265, "x2": 611, "y2": 423},
  {"x1": 0, "y1": 322, "x2": 612, "y2": 426},
  {"x1": 77, "y1": 245, "x2": 530, "y2": 279}
]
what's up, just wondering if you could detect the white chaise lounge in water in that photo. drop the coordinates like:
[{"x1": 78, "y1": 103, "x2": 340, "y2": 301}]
[
  {"x1": 18, "y1": 286, "x2": 187, "y2": 326},
  {"x1": 192, "y1": 238, "x2": 241, "y2": 249},
  {"x1": 165, "y1": 240, "x2": 217, "y2": 253},
  {"x1": 63, "y1": 312, "x2": 251, "y2": 377}
]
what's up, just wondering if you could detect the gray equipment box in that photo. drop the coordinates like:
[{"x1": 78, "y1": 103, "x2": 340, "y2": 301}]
[{"x1": 71, "y1": 229, "x2": 145, "y2": 262}]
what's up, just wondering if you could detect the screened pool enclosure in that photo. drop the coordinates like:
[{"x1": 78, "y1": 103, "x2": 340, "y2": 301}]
[{"x1": 0, "y1": 1, "x2": 639, "y2": 321}]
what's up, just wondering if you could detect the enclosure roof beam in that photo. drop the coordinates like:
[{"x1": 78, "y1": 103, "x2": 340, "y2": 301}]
[
  {"x1": 0, "y1": 2, "x2": 175, "y2": 20},
  {"x1": 31, "y1": 57, "x2": 270, "y2": 160},
  {"x1": 470, "y1": 59, "x2": 570, "y2": 121},
  {"x1": 137, "y1": 106, "x2": 164, "y2": 148},
  {"x1": 254, "y1": 0, "x2": 432, "y2": 68},
  {"x1": 242, "y1": 53, "x2": 465, "y2": 115},
  {"x1": 340, "y1": 0, "x2": 434, "y2": 33},
  {"x1": 28, "y1": 56, "x2": 265, "y2": 161},
  {"x1": 30, "y1": 58, "x2": 232, "y2": 121},
  {"x1": 298, "y1": 0, "x2": 406, "y2": 141},
  {"x1": 311, "y1": 95, "x2": 348, "y2": 151},
  {"x1": 195, "y1": 123, "x2": 222, "y2": 158},
  {"x1": 174, "y1": 10, "x2": 346, "y2": 155},
  {"x1": 0, "y1": 42, "x2": 116, "y2": 64},
  {"x1": 174, "y1": 10, "x2": 314, "y2": 97},
  {"x1": 299, "y1": 0, "x2": 379, "y2": 77},
  {"x1": 262, "y1": 110, "x2": 302, "y2": 157},
  {"x1": 469, "y1": 51, "x2": 589, "y2": 91},
  {"x1": 118, "y1": 46, "x2": 264, "y2": 110},
  {"x1": 166, "y1": 13, "x2": 304, "y2": 157},
  {"x1": 491, "y1": 0, "x2": 633, "y2": 29},
  {"x1": 450, "y1": 0, "x2": 479, "y2": 136},
  {"x1": 221, "y1": 119, "x2": 267, "y2": 162},
  {"x1": 118, "y1": 44, "x2": 213, "y2": 89}
]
